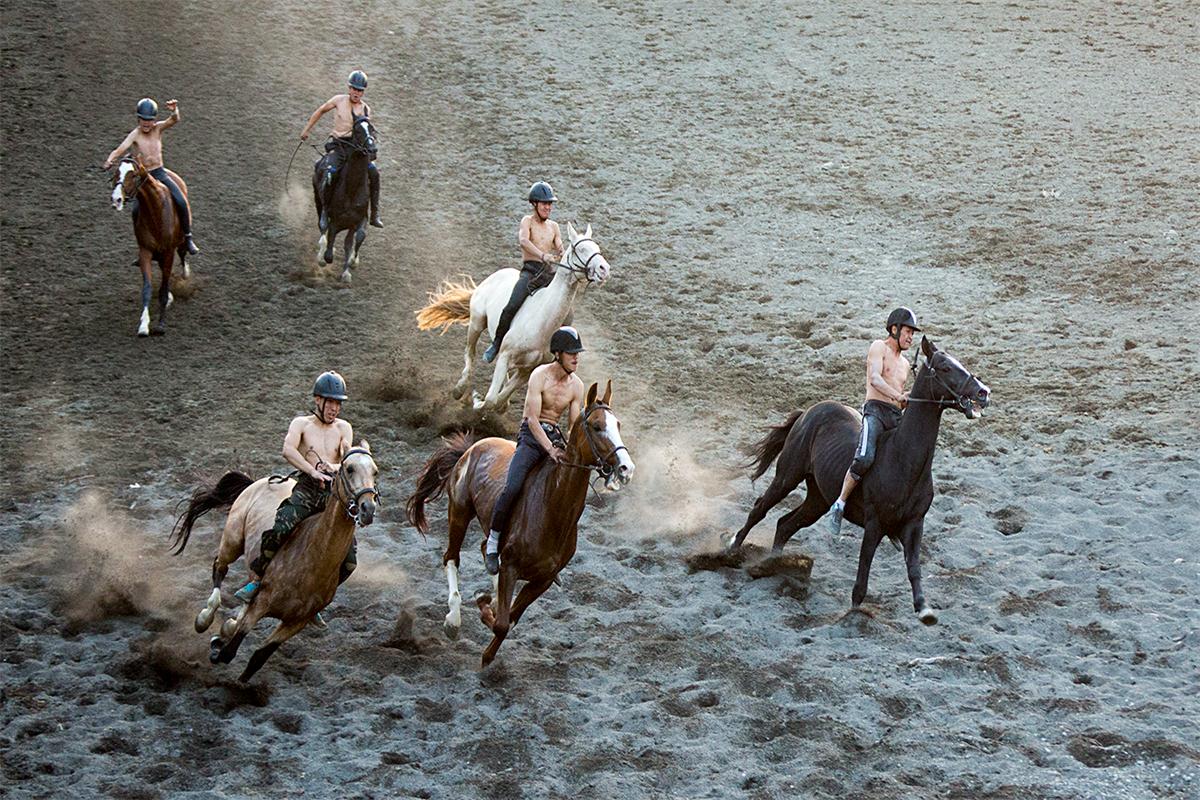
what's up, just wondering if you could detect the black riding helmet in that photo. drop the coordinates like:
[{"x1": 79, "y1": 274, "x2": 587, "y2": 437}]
[
  {"x1": 136, "y1": 98, "x2": 158, "y2": 120},
  {"x1": 348, "y1": 70, "x2": 368, "y2": 91},
  {"x1": 886, "y1": 307, "x2": 921, "y2": 338},
  {"x1": 550, "y1": 326, "x2": 584, "y2": 354},
  {"x1": 528, "y1": 181, "x2": 557, "y2": 203},
  {"x1": 313, "y1": 370, "x2": 348, "y2": 400}
]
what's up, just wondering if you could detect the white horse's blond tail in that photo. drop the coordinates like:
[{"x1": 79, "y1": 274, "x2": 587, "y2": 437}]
[{"x1": 415, "y1": 276, "x2": 477, "y2": 333}]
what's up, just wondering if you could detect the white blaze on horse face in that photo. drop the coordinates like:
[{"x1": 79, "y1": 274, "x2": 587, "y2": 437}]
[
  {"x1": 601, "y1": 409, "x2": 634, "y2": 489},
  {"x1": 111, "y1": 162, "x2": 134, "y2": 210}
]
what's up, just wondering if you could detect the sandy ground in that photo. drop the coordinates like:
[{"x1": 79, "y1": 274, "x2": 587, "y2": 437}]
[{"x1": 2, "y1": 1, "x2": 1199, "y2": 798}]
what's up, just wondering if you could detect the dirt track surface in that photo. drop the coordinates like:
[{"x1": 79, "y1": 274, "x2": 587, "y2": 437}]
[{"x1": 3, "y1": 1, "x2": 1199, "y2": 798}]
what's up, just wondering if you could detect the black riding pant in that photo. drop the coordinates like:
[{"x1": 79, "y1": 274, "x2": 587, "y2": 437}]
[
  {"x1": 493, "y1": 261, "x2": 553, "y2": 349},
  {"x1": 323, "y1": 139, "x2": 380, "y2": 193},
  {"x1": 849, "y1": 400, "x2": 903, "y2": 481},
  {"x1": 148, "y1": 167, "x2": 192, "y2": 234},
  {"x1": 490, "y1": 421, "x2": 566, "y2": 536},
  {"x1": 251, "y1": 473, "x2": 357, "y2": 584}
]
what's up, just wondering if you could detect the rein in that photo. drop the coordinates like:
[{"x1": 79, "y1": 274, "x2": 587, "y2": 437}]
[
  {"x1": 904, "y1": 357, "x2": 982, "y2": 411},
  {"x1": 557, "y1": 236, "x2": 604, "y2": 283},
  {"x1": 560, "y1": 401, "x2": 627, "y2": 480}
]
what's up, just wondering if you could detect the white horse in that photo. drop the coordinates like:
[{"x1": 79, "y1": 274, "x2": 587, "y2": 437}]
[{"x1": 415, "y1": 222, "x2": 610, "y2": 411}]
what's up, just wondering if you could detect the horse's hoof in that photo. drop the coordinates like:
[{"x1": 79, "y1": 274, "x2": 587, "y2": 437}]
[
  {"x1": 166, "y1": 291, "x2": 174, "y2": 309},
  {"x1": 324, "y1": 252, "x2": 334, "y2": 265},
  {"x1": 340, "y1": 270, "x2": 352, "y2": 284},
  {"x1": 195, "y1": 609, "x2": 214, "y2": 634},
  {"x1": 444, "y1": 618, "x2": 461, "y2": 640},
  {"x1": 917, "y1": 607, "x2": 939, "y2": 626},
  {"x1": 220, "y1": 617, "x2": 238, "y2": 638},
  {"x1": 209, "y1": 636, "x2": 223, "y2": 664},
  {"x1": 137, "y1": 328, "x2": 150, "y2": 338},
  {"x1": 150, "y1": 323, "x2": 166, "y2": 336}
]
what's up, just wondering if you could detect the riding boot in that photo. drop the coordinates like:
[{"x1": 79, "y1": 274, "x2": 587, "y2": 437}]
[
  {"x1": 484, "y1": 307, "x2": 517, "y2": 363},
  {"x1": 368, "y1": 167, "x2": 383, "y2": 228},
  {"x1": 184, "y1": 234, "x2": 200, "y2": 255}
]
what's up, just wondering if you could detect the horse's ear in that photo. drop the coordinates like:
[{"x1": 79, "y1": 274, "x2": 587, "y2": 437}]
[
  {"x1": 584, "y1": 223, "x2": 593, "y2": 239},
  {"x1": 601, "y1": 378, "x2": 612, "y2": 405},
  {"x1": 586, "y1": 382, "x2": 598, "y2": 407},
  {"x1": 358, "y1": 439, "x2": 371, "y2": 453},
  {"x1": 921, "y1": 336, "x2": 935, "y2": 358},
  {"x1": 566, "y1": 220, "x2": 578, "y2": 240}
]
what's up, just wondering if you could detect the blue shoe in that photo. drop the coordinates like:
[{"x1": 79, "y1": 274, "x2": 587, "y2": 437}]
[
  {"x1": 234, "y1": 581, "x2": 259, "y2": 604},
  {"x1": 310, "y1": 612, "x2": 328, "y2": 629},
  {"x1": 826, "y1": 501, "x2": 844, "y2": 537},
  {"x1": 482, "y1": 342, "x2": 499, "y2": 363}
]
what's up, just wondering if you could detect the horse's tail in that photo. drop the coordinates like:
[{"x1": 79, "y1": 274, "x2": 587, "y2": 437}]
[
  {"x1": 169, "y1": 471, "x2": 255, "y2": 555},
  {"x1": 406, "y1": 432, "x2": 476, "y2": 534},
  {"x1": 415, "y1": 276, "x2": 477, "y2": 333},
  {"x1": 746, "y1": 409, "x2": 805, "y2": 481}
]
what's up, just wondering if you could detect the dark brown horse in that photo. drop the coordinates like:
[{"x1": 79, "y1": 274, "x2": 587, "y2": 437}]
[
  {"x1": 728, "y1": 337, "x2": 990, "y2": 624},
  {"x1": 109, "y1": 155, "x2": 190, "y2": 336},
  {"x1": 406, "y1": 380, "x2": 635, "y2": 666},
  {"x1": 170, "y1": 443, "x2": 379, "y2": 682}
]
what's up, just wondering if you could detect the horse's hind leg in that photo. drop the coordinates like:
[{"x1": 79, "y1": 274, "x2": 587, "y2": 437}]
[
  {"x1": 341, "y1": 223, "x2": 364, "y2": 283},
  {"x1": 441, "y1": 495, "x2": 472, "y2": 639},
  {"x1": 771, "y1": 477, "x2": 828, "y2": 553},
  {"x1": 454, "y1": 315, "x2": 485, "y2": 401},
  {"x1": 728, "y1": 467, "x2": 803, "y2": 551},
  {"x1": 195, "y1": 520, "x2": 246, "y2": 633},
  {"x1": 238, "y1": 618, "x2": 306, "y2": 683},
  {"x1": 152, "y1": 251, "x2": 174, "y2": 335}
]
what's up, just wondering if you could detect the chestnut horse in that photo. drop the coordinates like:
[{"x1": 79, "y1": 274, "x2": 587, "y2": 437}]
[
  {"x1": 406, "y1": 381, "x2": 634, "y2": 666},
  {"x1": 109, "y1": 155, "x2": 190, "y2": 336},
  {"x1": 170, "y1": 442, "x2": 379, "y2": 682},
  {"x1": 728, "y1": 337, "x2": 990, "y2": 624}
]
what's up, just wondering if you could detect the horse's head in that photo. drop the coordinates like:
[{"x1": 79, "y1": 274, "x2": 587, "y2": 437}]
[
  {"x1": 110, "y1": 156, "x2": 146, "y2": 211},
  {"x1": 335, "y1": 440, "x2": 380, "y2": 525},
  {"x1": 351, "y1": 114, "x2": 377, "y2": 159},
  {"x1": 918, "y1": 337, "x2": 990, "y2": 419},
  {"x1": 572, "y1": 380, "x2": 635, "y2": 491},
  {"x1": 563, "y1": 222, "x2": 611, "y2": 285}
]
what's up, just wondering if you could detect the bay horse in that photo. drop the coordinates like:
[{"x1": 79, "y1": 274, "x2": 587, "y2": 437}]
[
  {"x1": 727, "y1": 337, "x2": 990, "y2": 624},
  {"x1": 312, "y1": 115, "x2": 375, "y2": 283},
  {"x1": 414, "y1": 222, "x2": 610, "y2": 412},
  {"x1": 109, "y1": 155, "x2": 191, "y2": 336},
  {"x1": 169, "y1": 442, "x2": 379, "y2": 682},
  {"x1": 405, "y1": 380, "x2": 634, "y2": 666}
]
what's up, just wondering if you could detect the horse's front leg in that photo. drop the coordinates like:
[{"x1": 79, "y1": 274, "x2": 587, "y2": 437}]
[
  {"x1": 481, "y1": 567, "x2": 517, "y2": 667},
  {"x1": 136, "y1": 250, "x2": 153, "y2": 337},
  {"x1": 341, "y1": 221, "x2": 365, "y2": 283},
  {"x1": 903, "y1": 521, "x2": 937, "y2": 625},
  {"x1": 850, "y1": 520, "x2": 885, "y2": 609},
  {"x1": 494, "y1": 363, "x2": 530, "y2": 410},
  {"x1": 152, "y1": 250, "x2": 174, "y2": 336}
]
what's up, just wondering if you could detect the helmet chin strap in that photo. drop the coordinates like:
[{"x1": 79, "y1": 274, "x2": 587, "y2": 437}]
[{"x1": 315, "y1": 397, "x2": 335, "y2": 425}]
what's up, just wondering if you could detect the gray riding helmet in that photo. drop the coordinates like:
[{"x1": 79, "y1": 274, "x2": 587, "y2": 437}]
[
  {"x1": 528, "y1": 181, "x2": 557, "y2": 203},
  {"x1": 136, "y1": 98, "x2": 158, "y2": 120},
  {"x1": 313, "y1": 370, "x2": 348, "y2": 400}
]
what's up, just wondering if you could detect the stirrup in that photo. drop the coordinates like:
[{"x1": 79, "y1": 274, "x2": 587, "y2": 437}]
[{"x1": 234, "y1": 581, "x2": 258, "y2": 604}]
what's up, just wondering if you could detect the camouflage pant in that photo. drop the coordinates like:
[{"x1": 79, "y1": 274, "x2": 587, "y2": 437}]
[{"x1": 250, "y1": 473, "x2": 357, "y2": 583}]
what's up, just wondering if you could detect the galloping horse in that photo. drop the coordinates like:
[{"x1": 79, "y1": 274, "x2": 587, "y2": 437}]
[
  {"x1": 109, "y1": 155, "x2": 191, "y2": 336},
  {"x1": 170, "y1": 442, "x2": 379, "y2": 682},
  {"x1": 415, "y1": 222, "x2": 610, "y2": 412},
  {"x1": 728, "y1": 337, "x2": 990, "y2": 624},
  {"x1": 406, "y1": 381, "x2": 634, "y2": 666},
  {"x1": 313, "y1": 114, "x2": 376, "y2": 283}
]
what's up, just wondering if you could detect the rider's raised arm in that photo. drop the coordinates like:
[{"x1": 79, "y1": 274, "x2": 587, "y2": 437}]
[
  {"x1": 158, "y1": 100, "x2": 180, "y2": 130},
  {"x1": 282, "y1": 417, "x2": 321, "y2": 479},
  {"x1": 300, "y1": 96, "x2": 339, "y2": 139},
  {"x1": 104, "y1": 128, "x2": 137, "y2": 168}
]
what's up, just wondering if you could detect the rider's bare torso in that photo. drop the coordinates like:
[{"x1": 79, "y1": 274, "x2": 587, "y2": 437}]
[
  {"x1": 108, "y1": 119, "x2": 176, "y2": 170},
  {"x1": 863, "y1": 338, "x2": 911, "y2": 408},
  {"x1": 328, "y1": 95, "x2": 370, "y2": 139},
  {"x1": 290, "y1": 414, "x2": 353, "y2": 474},
  {"x1": 529, "y1": 363, "x2": 583, "y2": 426},
  {"x1": 519, "y1": 213, "x2": 562, "y2": 263}
]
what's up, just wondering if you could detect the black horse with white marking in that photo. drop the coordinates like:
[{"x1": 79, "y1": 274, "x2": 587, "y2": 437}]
[
  {"x1": 729, "y1": 336, "x2": 990, "y2": 624},
  {"x1": 312, "y1": 113, "x2": 375, "y2": 283}
]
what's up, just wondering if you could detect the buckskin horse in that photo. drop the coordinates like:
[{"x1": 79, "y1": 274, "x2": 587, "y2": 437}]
[
  {"x1": 109, "y1": 155, "x2": 191, "y2": 336},
  {"x1": 312, "y1": 114, "x2": 375, "y2": 283},
  {"x1": 169, "y1": 442, "x2": 380, "y2": 682},
  {"x1": 414, "y1": 222, "x2": 610, "y2": 412},
  {"x1": 727, "y1": 337, "x2": 990, "y2": 624},
  {"x1": 406, "y1": 380, "x2": 634, "y2": 666}
]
